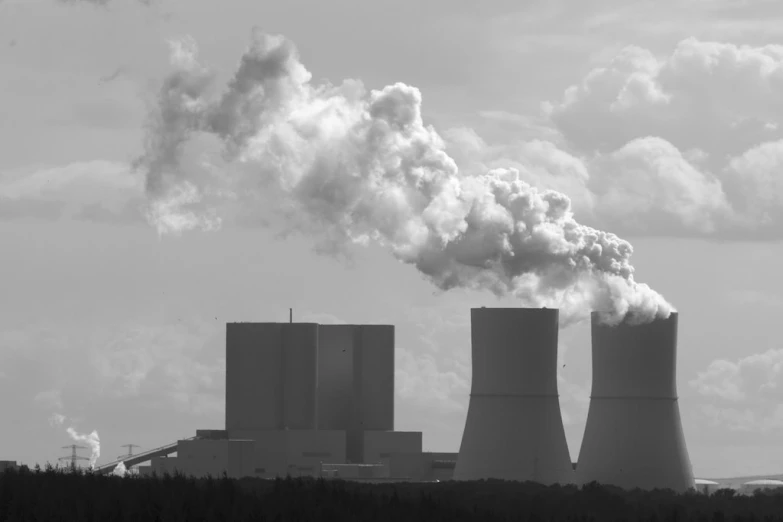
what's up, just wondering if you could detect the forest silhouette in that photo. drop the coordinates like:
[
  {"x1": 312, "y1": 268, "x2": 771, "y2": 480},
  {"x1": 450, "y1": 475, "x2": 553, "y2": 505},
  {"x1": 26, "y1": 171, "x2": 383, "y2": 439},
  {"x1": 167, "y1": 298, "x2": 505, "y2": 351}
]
[{"x1": 2, "y1": 465, "x2": 783, "y2": 521}]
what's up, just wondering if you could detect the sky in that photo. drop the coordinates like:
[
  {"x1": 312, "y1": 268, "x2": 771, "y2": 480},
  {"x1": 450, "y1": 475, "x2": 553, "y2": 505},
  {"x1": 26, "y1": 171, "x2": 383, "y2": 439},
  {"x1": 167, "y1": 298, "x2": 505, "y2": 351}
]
[{"x1": 1, "y1": 0, "x2": 782, "y2": 479}]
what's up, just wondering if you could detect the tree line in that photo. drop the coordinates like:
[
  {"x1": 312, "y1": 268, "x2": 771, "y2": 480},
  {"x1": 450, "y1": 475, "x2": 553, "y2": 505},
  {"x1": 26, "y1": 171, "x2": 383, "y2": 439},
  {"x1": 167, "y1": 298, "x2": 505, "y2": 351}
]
[{"x1": 1, "y1": 464, "x2": 782, "y2": 521}]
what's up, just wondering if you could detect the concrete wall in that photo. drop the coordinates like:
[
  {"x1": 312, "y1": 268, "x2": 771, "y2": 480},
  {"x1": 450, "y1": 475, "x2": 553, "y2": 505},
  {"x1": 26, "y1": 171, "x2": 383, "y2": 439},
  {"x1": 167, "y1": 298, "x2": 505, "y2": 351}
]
[
  {"x1": 356, "y1": 326, "x2": 395, "y2": 431},
  {"x1": 150, "y1": 456, "x2": 182, "y2": 476},
  {"x1": 0, "y1": 461, "x2": 18, "y2": 473},
  {"x1": 229, "y1": 429, "x2": 346, "y2": 478},
  {"x1": 363, "y1": 431, "x2": 422, "y2": 464},
  {"x1": 576, "y1": 312, "x2": 694, "y2": 493},
  {"x1": 454, "y1": 308, "x2": 574, "y2": 485},
  {"x1": 161, "y1": 439, "x2": 258, "y2": 479},
  {"x1": 282, "y1": 325, "x2": 319, "y2": 429},
  {"x1": 225, "y1": 323, "x2": 318, "y2": 432},
  {"x1": 317, "y1": 325, "x2": 355, "y2": 431},
  {"x1": 388, "y1": 452, "x2": 457, "y2": 481},
  {"x1": 196, "y1": 430, "x2": 228, "y2": 440},
  {"x1": 317, "y1": 325, "x2": 394, "y2": 434},
  {"x1": 322, "y1": 463, "x2": 389, "y2": 479}
]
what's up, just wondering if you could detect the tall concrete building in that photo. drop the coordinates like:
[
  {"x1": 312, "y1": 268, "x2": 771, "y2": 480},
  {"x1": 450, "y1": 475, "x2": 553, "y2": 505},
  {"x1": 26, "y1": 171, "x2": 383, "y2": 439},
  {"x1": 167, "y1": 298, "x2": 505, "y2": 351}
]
[
  {"x1": 318, "y1": 324, "x2": 395, "y2": 463},
  {"x1": 454, "y1": 308, "x2": 574, "y2": 484},
  {"x1": 208, "y1": 320, "x2": 418, "y2": 477},
  {"x1": 575, "y1": 312, "x2": 695, "y2": 492},
  {"x1": 225, "y1": 323, "x2": 319, "y2": 431}
]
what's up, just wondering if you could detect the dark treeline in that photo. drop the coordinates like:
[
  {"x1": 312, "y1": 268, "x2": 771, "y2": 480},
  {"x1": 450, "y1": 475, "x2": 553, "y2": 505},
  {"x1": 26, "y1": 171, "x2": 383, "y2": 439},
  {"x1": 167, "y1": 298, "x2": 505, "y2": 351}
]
[{"x1": 1, "y1": 465, "x2": 783, "y2": 521}]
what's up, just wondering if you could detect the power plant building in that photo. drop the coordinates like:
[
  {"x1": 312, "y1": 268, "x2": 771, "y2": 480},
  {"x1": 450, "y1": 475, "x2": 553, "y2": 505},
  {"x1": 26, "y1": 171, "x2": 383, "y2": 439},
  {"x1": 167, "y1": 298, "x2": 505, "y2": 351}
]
[
  {"x1": 109, "y1": 307, "x2": 698, "y2": 491},
  {"x1": 141, "y1": 321, "x2": 425, "y2": 480}
]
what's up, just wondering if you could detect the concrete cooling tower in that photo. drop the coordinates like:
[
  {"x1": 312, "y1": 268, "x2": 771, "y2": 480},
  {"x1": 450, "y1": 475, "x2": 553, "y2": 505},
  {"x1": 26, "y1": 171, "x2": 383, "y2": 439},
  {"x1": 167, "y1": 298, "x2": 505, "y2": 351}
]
[
  {"x1": 575, "y1": 312, "x2": 695, "y2": 492},
  {"x1": 454, "y1": 308, "x2": 574, "y2": 484}
]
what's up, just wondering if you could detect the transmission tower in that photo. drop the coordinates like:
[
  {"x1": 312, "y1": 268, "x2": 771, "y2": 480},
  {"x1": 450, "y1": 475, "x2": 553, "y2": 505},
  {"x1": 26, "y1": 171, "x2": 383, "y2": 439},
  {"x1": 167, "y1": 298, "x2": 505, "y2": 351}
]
[
  {"x1": 118, "y1": 444, "x2": 142, "y2": 475},
  {"x1": 58, "y1": 444, "x2": 89, "y2": 471},
  {"x1": 118, "y1": 444, "x2": 141, "y2": 460}
]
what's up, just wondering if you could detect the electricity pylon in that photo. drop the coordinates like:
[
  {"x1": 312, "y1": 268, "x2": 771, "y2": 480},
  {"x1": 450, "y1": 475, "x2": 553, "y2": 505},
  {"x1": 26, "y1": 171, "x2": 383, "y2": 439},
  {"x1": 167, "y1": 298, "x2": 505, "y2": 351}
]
[{"x1": 59, "y1": 444, "x2": 88, "y2": 471}]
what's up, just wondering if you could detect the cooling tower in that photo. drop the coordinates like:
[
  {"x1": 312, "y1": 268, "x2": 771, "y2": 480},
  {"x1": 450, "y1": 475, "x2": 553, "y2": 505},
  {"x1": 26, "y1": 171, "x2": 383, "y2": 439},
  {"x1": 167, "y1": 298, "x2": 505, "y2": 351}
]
[
  {"x1": 575, "y1": 312, "x2": 695, "y2": 492},
  {"x1": 453, "y1": 308, "x2": 574, "y2": 484}
]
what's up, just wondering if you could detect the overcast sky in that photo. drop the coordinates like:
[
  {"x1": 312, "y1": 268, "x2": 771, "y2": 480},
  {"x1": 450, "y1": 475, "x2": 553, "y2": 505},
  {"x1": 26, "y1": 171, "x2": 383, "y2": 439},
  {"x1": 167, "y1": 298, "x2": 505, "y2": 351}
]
[{"x1": 1, "y1": 0, "x2": 783, "y2": 479}]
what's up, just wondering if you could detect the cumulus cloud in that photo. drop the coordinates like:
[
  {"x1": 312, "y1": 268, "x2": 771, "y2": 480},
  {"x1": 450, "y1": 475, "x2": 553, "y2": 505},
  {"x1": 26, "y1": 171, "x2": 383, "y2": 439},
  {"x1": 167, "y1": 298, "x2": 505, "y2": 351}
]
[
  {"x1": 547, "y1": 38, "x2": 783, "y2": 155},
  {"x1": 395, "y1": 349, "x2": 469, "y2": 414},
  {"x1": 540, "y1": 37, "x2": 783, "y2": 239},
  {"x1": 691, "y1": 349, "x2": 783, "y2": 432},
  {"x1": 0, "y1": 160, "x2": 145, "y2": 225},
  {"x1": 89, "y1": 319, "x2": 225, "y2": 416},
  {"x1": 395, "y1": 304, "x2": 471, "y2": 413},
  {"x1": 691, "y1": 349, "x2": 783, "y2": 402},
  {"x1": 2, "y1": 318, "x2": 225, "y2": 417},
  {"x1": 136, "y1": 30, "x2": 674, "y2": 325}
]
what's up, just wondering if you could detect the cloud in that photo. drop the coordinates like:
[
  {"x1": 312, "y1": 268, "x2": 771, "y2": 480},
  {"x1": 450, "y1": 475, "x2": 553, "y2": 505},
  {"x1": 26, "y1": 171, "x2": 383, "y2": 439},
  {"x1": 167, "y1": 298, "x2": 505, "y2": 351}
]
[
  {"x1": 395, "y1": 348, "x2": 469, "y2": 414},
  {"x1": 0, "y1": 160, "x2": 145, "y2": 225},
  {"x1": 34, "y1": 390, "x2": 64, "y2": 411},
  {"x1": 2, "y1": 317, "x2": 226, "y2": 417},
  {"x1": 691, "y1": 349, "x2": 783, "y2": 402},
  {"x1": 136, "y1": 31, "x2": 676, "y2": 326},
  {"x1": 691, "y1": 349, "x2": 783, "y2": 432},
  {"x1": 48, "y1": 413, "x2": 66, "y2": 427},
  {"x1": 547, "y1": 38, "x2": 783, "y2": 155},
  {"x1": 88, "y1": 319, "x2": 225, "y2": 416},
  {"x1": 439, "y1": 37, "x2": 783, "y2": 240}
]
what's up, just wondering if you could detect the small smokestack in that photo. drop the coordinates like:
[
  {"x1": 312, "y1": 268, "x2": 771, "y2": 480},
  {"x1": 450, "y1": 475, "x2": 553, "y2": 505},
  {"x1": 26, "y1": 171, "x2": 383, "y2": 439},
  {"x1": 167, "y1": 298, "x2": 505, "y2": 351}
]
[{"x1": 289, "y1": 308, "x2": 292, "y2": 323}]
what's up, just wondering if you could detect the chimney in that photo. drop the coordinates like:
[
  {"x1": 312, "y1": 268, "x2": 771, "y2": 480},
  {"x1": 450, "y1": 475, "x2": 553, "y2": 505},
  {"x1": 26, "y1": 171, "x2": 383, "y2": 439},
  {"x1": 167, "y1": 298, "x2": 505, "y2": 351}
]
[
  {"x1": 575, "y1": 312, "x2": 694, "y2": 492},
  {"x1": 289, "y1": 308, "x2": 293, "y2": 323},
  {"x1": 454, "y1": 308, "x2": 574, "y2": 484}
]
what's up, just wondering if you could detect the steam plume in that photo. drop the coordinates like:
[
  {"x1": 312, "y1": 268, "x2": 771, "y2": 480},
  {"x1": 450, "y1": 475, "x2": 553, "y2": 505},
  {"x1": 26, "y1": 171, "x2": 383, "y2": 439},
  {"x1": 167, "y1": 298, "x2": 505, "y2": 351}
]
[
  {"x1": 48, "y1": 413, "x2": 66, "y2": 427},
  {"x1": 66, "y1": 427, "x2": 101, "y2": 469},
  {"x1": 112, "y1": 461, "x2": 127, "y2": 477},
  {"x1": 138, "y1": 31, "x2": 674, "y2": 325}
]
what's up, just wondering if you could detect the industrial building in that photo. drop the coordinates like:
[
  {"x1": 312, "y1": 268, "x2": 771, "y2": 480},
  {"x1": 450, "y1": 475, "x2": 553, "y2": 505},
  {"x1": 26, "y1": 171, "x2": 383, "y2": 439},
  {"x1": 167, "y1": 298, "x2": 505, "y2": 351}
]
[
  {"x1": 92, "y1": 307, "x2": 699, "y2": 491},
  {"x1": 575, "y1": 312, "x2": 695, "y2": 492},
  {"x1": 102, "y1": 320, "x2": 454, "y2": 481},
  {"x1": 454, "y1": 308, "x2": 574, "y2": 484},
  {"x1": 0, "y1": 461, "x2": 18, "y2": 473}
]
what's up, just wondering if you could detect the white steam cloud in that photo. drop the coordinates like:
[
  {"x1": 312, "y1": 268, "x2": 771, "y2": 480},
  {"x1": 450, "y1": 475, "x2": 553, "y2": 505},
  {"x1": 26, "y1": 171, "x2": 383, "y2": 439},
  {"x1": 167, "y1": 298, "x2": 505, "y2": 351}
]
[
  {"x1": 112, "y1": 461, "x2": 128, "y2": 477},
  {"x1": 138, "y1": 30, "x2": 674, "y2": 325},
  {"x1": 66, "y1": 426, "x2": 101, "y2": 469}
]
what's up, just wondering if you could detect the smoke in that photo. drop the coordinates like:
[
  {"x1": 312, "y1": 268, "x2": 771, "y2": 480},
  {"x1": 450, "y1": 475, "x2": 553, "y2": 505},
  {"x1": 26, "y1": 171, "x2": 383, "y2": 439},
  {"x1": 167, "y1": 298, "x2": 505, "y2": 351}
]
[
  {"x1": 66, "y1": 427, "x2": 101, "y2": 469},
  {"x1": 138, "y1": 30, "x2": 674, "y2": 325},
  {"x1": 112, "y1": 461, "x2": 127, "y2": 477},
  {"x1": 48, "y1": 413, "x2": 66, "y2": 427}
]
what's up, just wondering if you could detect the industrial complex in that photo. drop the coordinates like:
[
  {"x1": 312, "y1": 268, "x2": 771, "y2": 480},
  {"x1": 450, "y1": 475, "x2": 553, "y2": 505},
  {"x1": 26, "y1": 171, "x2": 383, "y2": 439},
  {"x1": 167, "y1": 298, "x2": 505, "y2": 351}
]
[{"x1": 7, "y1": 308, "x2": 718, "y2": 490}]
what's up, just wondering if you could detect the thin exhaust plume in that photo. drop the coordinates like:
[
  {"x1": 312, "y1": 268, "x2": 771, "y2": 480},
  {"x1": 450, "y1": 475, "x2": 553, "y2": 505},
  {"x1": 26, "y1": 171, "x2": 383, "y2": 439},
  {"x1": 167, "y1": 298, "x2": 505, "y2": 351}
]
[
  {"x1": 48, "y1": 413, "x2": 66, "y2": 427},
  {"x1": 66, "y1": 427, "x2": 101, "y2": 470},
  {"x1": 138, "y1": 30, "x2": 674, "y2": 325}
]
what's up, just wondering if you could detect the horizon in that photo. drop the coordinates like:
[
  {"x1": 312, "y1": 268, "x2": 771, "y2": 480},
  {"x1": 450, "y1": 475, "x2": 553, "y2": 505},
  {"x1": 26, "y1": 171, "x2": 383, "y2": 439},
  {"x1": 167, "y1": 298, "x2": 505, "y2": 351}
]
[{"x1": 1, "y1": 0, "x2": 782, "y2": 480}]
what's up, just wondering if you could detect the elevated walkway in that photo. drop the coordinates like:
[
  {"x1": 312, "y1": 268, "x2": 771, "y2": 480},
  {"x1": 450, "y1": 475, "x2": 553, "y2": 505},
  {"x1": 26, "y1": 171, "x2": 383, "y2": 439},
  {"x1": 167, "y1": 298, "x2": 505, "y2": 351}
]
[{"x1": 93, "y1": 436, "x2": 199, "y2": 475}]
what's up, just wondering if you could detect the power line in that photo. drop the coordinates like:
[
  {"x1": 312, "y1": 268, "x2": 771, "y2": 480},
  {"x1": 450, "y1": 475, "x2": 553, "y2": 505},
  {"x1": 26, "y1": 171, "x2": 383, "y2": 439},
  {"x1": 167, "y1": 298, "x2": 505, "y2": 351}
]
[
  {"x1": 58, "y1": 444, "x2": 89, "y2": 471},
  {"x1": 118, "y1": 444, "x2": 142, "y2": 460}
]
